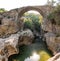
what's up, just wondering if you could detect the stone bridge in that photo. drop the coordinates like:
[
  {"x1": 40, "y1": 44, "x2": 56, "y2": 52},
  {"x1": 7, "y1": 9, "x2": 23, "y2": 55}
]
[
  {"x1": 1, "y1": 5, "x2": 53, "y2": 32},
  {"x1": 16, "y1": 5, "x2": 53, "y2": 31},
  {"x1": 17, "y1": 5, "x2": 52, "y2": 18},
  {"x1": 0, "y1": 5, "x2": 54, "y2": 61},
  {"x1": 16, "y1": 5, "x2": 53, "y2": 32}
]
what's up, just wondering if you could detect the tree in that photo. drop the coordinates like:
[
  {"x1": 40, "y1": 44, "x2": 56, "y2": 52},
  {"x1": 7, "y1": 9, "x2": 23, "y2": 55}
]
[
  {"x1": 23, "y1": 13, "x2": 41, "y2": 32},
  {"x1": 51, "y1": 0, "x2": 56, "y2": 6},
  {"x1": 47, "y1": 0, "x2": 50, "y2": 6},
  {"x1": 47, "y1": 5, "x2": 60, "y2": 25},
  {"x1": 47, "y1": 0, "x2": 56, "y2": 6},
  {"x1": 0, "y1": 8, "x2": 7, "y2": 13}
]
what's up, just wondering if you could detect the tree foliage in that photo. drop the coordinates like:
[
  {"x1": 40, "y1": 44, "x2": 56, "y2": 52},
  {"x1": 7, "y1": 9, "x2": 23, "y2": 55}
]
[
  {"x1": 23, "y1": 13, "x2": 42, "y2": 32},
  {"x1": 0, "y1": 8, "x2": 7, "y2": 13},
  {"x1": 47, "y1": 5, "x2": 60, "y2": 25},
  {"x1": 47, "y1": 0, "x2": 56, "y2": 6}
]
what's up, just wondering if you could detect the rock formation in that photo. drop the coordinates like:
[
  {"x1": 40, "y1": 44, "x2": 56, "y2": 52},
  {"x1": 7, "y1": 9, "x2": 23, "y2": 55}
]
[
  {"x1": 43, "y1": 19, "x2": 60, "y2": 55},
  {"x1": 0, "y1": 29, "x2": 34, "y2": 61},
  {"x1": 47, "y1": 53, "x2": 60, "y2": 61}
]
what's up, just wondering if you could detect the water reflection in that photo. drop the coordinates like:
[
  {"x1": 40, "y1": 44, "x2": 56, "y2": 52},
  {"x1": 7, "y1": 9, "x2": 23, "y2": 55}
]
[{"x1": 24, "y1": 52, "x2": 40, "y2": 61}]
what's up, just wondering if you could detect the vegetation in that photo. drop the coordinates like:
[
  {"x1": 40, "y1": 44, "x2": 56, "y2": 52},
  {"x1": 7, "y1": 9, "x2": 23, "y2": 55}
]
[
  {"x1": 0, "y1": 8, "x2": 7, "y2": 13},
  {"x1": 47, "y1": 5, "x2": 60, "y2": 25},
  {"x1": 23, "y1": 17, "x2": 34, "y2": 31},
  {"x1": 47, "y1": 0, "x2": 56, "y2": 6},
  {"x1": 23, "y1": 13, "x2": 43, "y2": 32}
]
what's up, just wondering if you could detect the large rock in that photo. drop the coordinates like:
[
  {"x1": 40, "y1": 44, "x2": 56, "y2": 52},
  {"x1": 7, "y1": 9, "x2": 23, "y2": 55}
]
[
  {"x1": 0, "y1": 18, "x2": 19, "y2": 38},
  {"x1": 18, "y1": 29, "x2": 34, "y2": 45},
  {"x1": 0, "y1": 32, "x2": 20, "y2": 57},
  {"x1": 44, "y1": 32, "x2": 60, "y2": 55},
  {"x1": 42, "y1": 19, "x2": 53, "y2": 32},
  {"x1": 0, "y1": 55, "x2": 8, "y2": 61},
  {"x1": 42, "y1": 18, "x2": 60, "y2": 55},
  {"x1": 0, "y1": 10, "x2": 26, "y2": 38},
  {"x1": 0, "y1": 29, "x2": 34, "y2": 61},
  {"x1": 47, "y1": 53, "x2": 60, "y2": 61},
  {"x1": 0, "y1": 31, "x2": 21, "y2": 61},
  {"x1": 42, "y1": 19, "x2": 60, "y2": 34}
]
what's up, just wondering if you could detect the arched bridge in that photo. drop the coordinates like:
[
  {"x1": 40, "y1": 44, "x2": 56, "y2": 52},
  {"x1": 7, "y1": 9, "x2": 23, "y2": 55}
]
[{"x1": 17, "y1": 5, "x2": 53, "y2": 18}]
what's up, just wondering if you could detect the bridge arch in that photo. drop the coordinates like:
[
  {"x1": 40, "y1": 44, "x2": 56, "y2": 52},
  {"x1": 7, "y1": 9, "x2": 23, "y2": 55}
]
[{"x1": 18, "y1": 6, "x2": 45, "y2": 18}]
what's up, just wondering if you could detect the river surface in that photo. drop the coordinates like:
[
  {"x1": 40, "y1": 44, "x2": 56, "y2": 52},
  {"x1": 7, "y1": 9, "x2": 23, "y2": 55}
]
[{"x1": 8, "y1": 43, "x2": 53, "y2": 61}]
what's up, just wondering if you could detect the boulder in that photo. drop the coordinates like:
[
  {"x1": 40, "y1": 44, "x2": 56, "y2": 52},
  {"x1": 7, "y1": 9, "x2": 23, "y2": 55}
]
[
  {"x1": 47, "y1": 53, "x2": 60, "y2": 61},
  {"x1": 0, "y1": 55, "x2": 8, "y2": 61},
  {"x1": 1, "y1": 33, "x2": 19, "y2": 53},
  {"x1": 44, "y1": 32, "x2": 60, "y2": 55},
  {"x1": 0, "y1": 18, "x2": 19, "y2": 38},
  {"x1": 0, "y1": 32, "x2": 20, "y2": 61},
  {"x1": 41, "y1": 19, "x2": 53, "y2": 32},
  {"x1": 0, "y1": 29, "x2": 34, "y2": 61},
  {"x1": 18, "y1": 29, "x2": 34, "y2": 45}
]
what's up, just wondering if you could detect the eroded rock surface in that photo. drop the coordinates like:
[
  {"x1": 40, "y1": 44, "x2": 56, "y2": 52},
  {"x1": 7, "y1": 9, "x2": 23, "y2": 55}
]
[
  {"x1": 43, "y1": 21, "x2": 60, "y2": 55},
  {"x1": 47, "y1": 53, "x2": 60, "y2": 61},
  {"x1": 0, "y1": 10, "x2": 20, "y2": 38},
  {"x1": 18, "y1": 29, "x2": 34, "y2": 45},
  {"x1": 0, "y1": 32, "x2": 20, "y2": 61},
  {"x1": 0, "y1": 29, "x2": 34, "y2": 61}
]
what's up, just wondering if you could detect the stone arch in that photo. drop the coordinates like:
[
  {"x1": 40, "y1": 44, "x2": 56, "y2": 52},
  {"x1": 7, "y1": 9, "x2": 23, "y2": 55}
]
[
  {"x1": 17, "y1": 6, "x2": 45, "y2": 31},
  {"x1": 18, "y1": 6, "x2": 44, "y2": 18}
]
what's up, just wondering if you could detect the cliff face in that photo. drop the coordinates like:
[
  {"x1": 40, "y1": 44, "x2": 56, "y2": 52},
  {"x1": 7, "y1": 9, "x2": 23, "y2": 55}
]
[{"x1": 43, "y1": 20, "x2": 60, "y2": 55}]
